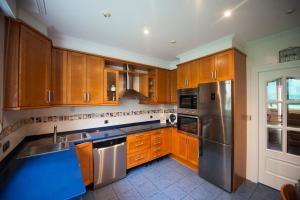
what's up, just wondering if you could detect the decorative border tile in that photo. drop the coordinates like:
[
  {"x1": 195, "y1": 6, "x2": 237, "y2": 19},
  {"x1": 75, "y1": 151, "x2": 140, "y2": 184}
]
[{"x1": 0, "y1": 108, "x2": 176, "y2": 141}]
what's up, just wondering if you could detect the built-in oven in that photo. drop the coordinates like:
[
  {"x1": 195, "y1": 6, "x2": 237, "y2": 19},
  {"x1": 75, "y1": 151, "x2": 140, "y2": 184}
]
[
  {"x1": 178, "y1": 88, "x2": 198, "y2": 115},
  {"x1": 177, "y1": 114, "x2": 200, "y2": 137}
]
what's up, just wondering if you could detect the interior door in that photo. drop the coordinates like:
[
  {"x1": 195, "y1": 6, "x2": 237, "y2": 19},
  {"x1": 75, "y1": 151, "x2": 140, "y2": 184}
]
[
  {"x1": 19, "y1": 25, "x2": 51, "y2": 107},
  {"x1": 86, "y1": 55, "x2": 104, "y2": 105},
  {"x1": 67, "y1": 52, "x2": 87, "y2": 105},
  {"x1": 258, "y1": 67, "x2": 300, "y2": 190}
]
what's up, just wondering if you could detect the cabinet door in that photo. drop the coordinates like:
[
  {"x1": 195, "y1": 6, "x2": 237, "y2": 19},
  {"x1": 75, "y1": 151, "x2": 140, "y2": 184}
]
[
  {"x1": 215, "y1": 50, "x2": 234, "y2": 81},
  {"x1": 66, "y1": 52, "x2": 87, "y2": 105},
  {"x1": 103, "y1": 68, "x2": 119, "y2": 104},
  {"x1": 139, "y1": 74, "x2": 149, "y2": 97},
  {"x1": 188, "y1": 60, "x2": 200, "y2": 88},
  {"x1": 187, "y1": 136, "x2": 199, "y2": 166},
  {"x1": 177, "y1": 133, "x2": 188, "y2": 160},
  {"x1": 51, "y1": 48, "x2": 67, "y2": 105},
  {"x1": 198, "y1": 56, "x2": 215, "y2": 83},
  {"x1": 170, "y1": 69, "x2": 177, "y2": 104},
  {"x1": 177, "y1": 64, "x2": 189, "y2": 89},
  {"x1": 156, "y1": 69, "x2": 169, "y2": 103},
  {"x1": 162, "y1": 128, "x2": 172, "y2": 155},
  {"x1": 75, "y1": 142, "x2": 93, "y2": 186},
  {"x1": 86, "y1": 55, "x2": 104, "y2": 105},
  {"x1": 19, "y1": 25, "x2": 51, "y2": 107}
]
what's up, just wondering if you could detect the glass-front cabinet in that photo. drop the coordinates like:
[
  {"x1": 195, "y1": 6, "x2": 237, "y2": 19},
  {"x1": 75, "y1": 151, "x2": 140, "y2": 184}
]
[{"x1": 103, "y1": 68, "x2": 119, "y2": 104}]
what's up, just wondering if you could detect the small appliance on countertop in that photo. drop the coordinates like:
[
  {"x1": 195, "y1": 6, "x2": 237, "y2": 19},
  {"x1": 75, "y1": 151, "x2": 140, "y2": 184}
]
[{"x1": 168, "y1": 113, "x2": 177, "y2": 125}]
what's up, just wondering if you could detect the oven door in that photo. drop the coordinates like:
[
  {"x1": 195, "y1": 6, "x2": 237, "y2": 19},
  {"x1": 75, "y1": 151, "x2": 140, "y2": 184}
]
[{"x1": 177, "y1": 115, "x2": 200, "y2": 136}]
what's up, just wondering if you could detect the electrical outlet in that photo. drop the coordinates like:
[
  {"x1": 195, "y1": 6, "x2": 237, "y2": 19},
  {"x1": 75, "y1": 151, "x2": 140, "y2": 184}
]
[
  {"x1": 3, "y1": 141, "x2": 10, "y2": 153},
  {"x1": 150, "y1": 115, "x2": 153, "y2": 119},
  {"x1": 104, "y1": 120, "x2": 109, "y2": 124}
]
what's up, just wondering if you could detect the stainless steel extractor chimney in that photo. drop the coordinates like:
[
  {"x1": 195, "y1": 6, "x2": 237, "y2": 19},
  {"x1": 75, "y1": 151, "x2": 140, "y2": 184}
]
[{"x1": 120, "y1": 64, "x2": 148, "y2": 100}]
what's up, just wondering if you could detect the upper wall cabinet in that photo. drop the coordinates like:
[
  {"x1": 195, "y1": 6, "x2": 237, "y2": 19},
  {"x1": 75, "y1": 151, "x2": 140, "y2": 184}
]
[
  {"x1": 103, "y1": 68, "x2": 119, "y2": 105},
  {"x1": 169, "y1": 69, "x2": 177, "y2": 104},
  {"x1": 52, "y1": 49, "x2": 105, "y2": 105},
  {"x1": 177, "y1": 49, "x2": 236, "y2": 89},
  {"x1": 4, "y1": 18, "x2": 52, "y2": 110}
]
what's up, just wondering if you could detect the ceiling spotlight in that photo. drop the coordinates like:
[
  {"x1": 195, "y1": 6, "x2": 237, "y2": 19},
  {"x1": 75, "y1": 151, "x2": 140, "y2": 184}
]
[
  {"x1": 103, "y1": 12, "x2": 112, "y2": 18},
  {"x1": 169, "y1": 40, "x2": 176, "y2": 44},
  {"x1": 224, "y1": 10, "x2": 232, "y2": 17},
  {"x1": 143, "y1": 28, "x2": 149, "y2": 35},
  {"x1": 286, "y1": 8, "x2": 296, "y2": 15}
]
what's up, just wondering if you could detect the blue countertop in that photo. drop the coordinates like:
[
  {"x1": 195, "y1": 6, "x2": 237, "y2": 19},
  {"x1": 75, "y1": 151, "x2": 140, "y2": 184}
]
[
  {"x1": 0, "y1": 145, "x2": 85, "y2": 200},
  {"x1": 0, "y1": 121, "x2": 173, "y2": 200}
]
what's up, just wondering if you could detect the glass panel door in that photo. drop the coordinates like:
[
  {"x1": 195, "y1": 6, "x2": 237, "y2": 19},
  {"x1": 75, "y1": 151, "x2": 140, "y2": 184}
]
[{"x1": 104, "y1": 69, "x2": 119, "y2": 104}]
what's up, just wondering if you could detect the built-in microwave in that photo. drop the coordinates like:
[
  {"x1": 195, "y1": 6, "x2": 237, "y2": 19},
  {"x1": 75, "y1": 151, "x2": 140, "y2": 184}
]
[
  {"x1": 177, "y1": 88, "x2": 198, "y2": 115},
  {"x1": 177, "y1": 114, "x2": 200, "y2": 137}
]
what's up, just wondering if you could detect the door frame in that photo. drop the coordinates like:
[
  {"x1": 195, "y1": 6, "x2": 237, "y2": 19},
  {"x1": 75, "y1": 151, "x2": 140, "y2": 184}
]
[{"x1": 247, "y1": 60, "x2": 300, "y2": 184}]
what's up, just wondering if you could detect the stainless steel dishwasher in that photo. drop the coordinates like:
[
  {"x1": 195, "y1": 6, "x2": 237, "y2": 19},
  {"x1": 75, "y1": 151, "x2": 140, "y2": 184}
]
[{"x1": 93, "y1": 136, "x2": 126, "y2": 189}]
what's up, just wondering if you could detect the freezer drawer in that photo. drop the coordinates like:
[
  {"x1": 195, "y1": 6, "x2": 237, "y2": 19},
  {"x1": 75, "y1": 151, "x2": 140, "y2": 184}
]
[{"x1": 93, "y1": 141, "x2": 126, "y2": 188}]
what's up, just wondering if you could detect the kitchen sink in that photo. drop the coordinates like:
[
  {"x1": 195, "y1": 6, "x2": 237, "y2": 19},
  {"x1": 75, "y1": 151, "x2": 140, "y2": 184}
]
[
  {"x1": 18, "y1": 142, "x2": 70, "y2": 159},
  {"x1": 58, "y1": 132, "x2": 91, "y2": 142}
]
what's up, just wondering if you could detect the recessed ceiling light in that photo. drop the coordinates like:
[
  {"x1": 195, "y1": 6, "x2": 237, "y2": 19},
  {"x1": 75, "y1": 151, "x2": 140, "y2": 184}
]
[
  {"x1": 103, "y1": 12, "x2": 112, "y2": 18},
  {"x1": 169, "y1": 40, "x2": 176, "y2": 44},
  {"x1": 224, "y1": 10, "x2": 232, "y2": 17},
  {"x1": 286, "y1": 8, "x2": 296, "y2": 15},
  {"x1": 143, "y1": 28, "x2": 149, "y2": 35}
]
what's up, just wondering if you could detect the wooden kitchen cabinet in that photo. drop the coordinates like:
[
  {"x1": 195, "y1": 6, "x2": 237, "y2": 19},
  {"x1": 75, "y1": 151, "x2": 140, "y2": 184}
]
[
  {"x1": 198, "y1": 55, "x2": 215, "y2": 84},
  {"x1": 177, "y1": 63, "x2": 190, "y2": 89},
  {"x1": 66, "y1": 52, "x2": 87, "y2": 105},
  {"x1": 86, "y1": 55, "x2": 104, "y2": 104},
  {"x1": 103, "y1": 68, "x2": 119, "y2": 104},
  {"x1": 75, "y1": 142, "x2": 93, "y2": 186},
  {"x1": 52, "y1": 48, "x2": 67, "y2": 105},
  {"x1": 169, "y1": 69, "x2": 177, "y2": 104},
  {"x1": 171, "y1": 128, "x2": 199, "y2": 170},
  {"x1": 4, "y1": 18, "x2": 52, "y2": 109},
  {"x1": 214, "y1": 50, "x2": 234, "y2": 81}
]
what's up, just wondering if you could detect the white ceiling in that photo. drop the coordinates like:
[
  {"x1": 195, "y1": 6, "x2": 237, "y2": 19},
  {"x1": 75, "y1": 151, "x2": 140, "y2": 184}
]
[{"x1": 18, "y1": 0, "x2": 300, "y2": 62}]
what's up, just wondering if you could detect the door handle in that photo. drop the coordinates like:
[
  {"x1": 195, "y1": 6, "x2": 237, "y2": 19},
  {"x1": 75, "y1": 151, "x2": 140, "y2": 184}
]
[
  {"x1": 47, "y1": 90, "x2": 51, "y2": 103},
  {"x1": 83, "y1": 92, "x2": 87, "y2": 102},
  {"x1": 87, "y1": 92, "x2": 91, "y2": 102}
]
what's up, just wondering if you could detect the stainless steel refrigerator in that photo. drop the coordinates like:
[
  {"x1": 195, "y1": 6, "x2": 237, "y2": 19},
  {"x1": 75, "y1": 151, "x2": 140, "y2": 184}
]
[{"x1": 198, "y1": 80, "x2": 233, "y2": 192}]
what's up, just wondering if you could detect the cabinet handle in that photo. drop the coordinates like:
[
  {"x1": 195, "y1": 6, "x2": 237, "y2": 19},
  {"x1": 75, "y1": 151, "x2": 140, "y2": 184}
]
[
  {"x1": 214, "y1": 70, "x2": 217, "y2": 80},
  {"x1": 87, "y1": 92, "x2": 91, "y2": 102},
  {"x1": 47, "y1": 90, "x2": 51, "y2": 103},
  {"x1": 154, "y1": 141, "x2": 161, "y2": 145},
  {"x1": 153, "y1": 153, "x2": 161, "y2": 158},
  {"x1": 135, "y1": 156, "x2": 144, "y2": 161},
  {"x1": 135, "y1": 143, "x2": 144, "y2": 147},
  {"x1": 211, "y1": 71, "x2": 214, "y2": 80},
  {"x1": 154, "y1": 147, "x2": 161, "y2": 151},
  {"x1": 83, "y1": 92, "x2": 87, "y2": 102}
]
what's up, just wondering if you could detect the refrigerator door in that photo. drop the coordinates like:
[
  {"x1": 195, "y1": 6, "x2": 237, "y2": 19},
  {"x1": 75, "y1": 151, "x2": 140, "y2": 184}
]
[
  {"x1": 198, "y1": 80, "x2": 232, "y2": 145},
  {"x1": 199, "y1": 139, "x2": 232, "y2": 192}
]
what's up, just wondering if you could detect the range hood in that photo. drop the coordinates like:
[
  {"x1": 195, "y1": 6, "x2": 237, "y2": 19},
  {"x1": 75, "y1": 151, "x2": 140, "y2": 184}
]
[{"x1": 120, "y1": 65, "x2": 148, "y2": 100}]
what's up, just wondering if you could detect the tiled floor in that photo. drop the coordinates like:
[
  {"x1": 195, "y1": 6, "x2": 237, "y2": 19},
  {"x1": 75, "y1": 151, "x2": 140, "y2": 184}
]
[{"x1": 84, "y1": 157, "x2": 281, "y2": 200}]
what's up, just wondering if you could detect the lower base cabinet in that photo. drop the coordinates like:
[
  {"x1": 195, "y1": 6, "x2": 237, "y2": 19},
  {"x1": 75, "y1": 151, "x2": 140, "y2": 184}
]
[
  {"x1": 126, "y1": 128, "x2": 172, "y2": 169},
  {"x1": 171, "y1": 128, "x2": 199, "y2": 170},
  {"x1": 75, "y1": 142, "x2": 93, "y2": 186}
]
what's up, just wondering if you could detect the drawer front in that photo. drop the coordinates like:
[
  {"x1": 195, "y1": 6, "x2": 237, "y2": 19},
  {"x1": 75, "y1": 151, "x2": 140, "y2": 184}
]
[
  {"x1": 127, "y1": 136, "x2": 151, "y2": 154},
  {"x1": 127, "y1": 132, "x2": 150, "y2": 142},
  {"x1": 151, "y1": 146, "x2": 163, "y2": 160},
  {"x1": 151, "y1": 133, "x2": 163, "y2": 146},
  {"x1": 127, "y1": 150, "x2": 150, "y2": 169}
]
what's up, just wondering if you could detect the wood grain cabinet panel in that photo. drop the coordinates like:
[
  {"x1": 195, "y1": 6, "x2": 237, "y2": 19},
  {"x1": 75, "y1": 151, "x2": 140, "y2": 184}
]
[
  {"x1": 198, "y1": 55, "x2": 215, "y2": 83},
  {"x1": 187, "y1": 136, "x2": 199, "y2": 166},
  {"x1": 215, "y1": 50, "x2": 234, "y2": 81},
  {"x1": 66, "y1": 52, "x2": 87, "y2": 105},
  {"x1": 169, "y1": 69, "x2": 177, "y2": 104},
  {"x1": 75, "y1": 142, "x2": 93, "y2": 186},
  {"x1": 103, "y1": 68, "x2": 119, "y2": 104},
  {"x1": 4, "y1": 18, "x2": 52, "y2": 110},
  {"x1": 51, "y1": 48, "x2": 67, "y2": 105},
  {"x1": 188, "y1": 60, "x2": 200, "y2": 88},
  {"x1": 127, "y1": 149, "x2": 150, "y2": 169},
  {"x1": 86, "y1": 55, "x2": 104, "y2": 105},
  {"x1": 177, "y1": 63, "x2": 190, "y2": 89}
]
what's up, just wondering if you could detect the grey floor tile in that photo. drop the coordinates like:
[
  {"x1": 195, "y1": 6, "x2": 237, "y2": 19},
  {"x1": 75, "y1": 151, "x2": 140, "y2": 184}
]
[
  {"x1": 234, "y1": 180, "x2": 257, "y2": 199},
  {"x1": 145, "y1": 192, "x2": 171, "y2": 200},
  {"x1": 163, "y1": 184, "x2": 188, "y2": 200},
  {"x1": 136, "y1": 180, "x2": 160, "y2": 198},
  {"x1": 190, "y1": 184, "x2": 221, "y2": 200},
  {"x1": 127, "y1": 173, "x2": 148, "y2": 188},
  {"x1": 176, "y1": 176, "x2": 199, "y2": 193},
  {"x1": 116, "y1": 188, "x2": 144, "y2": 200},
  {"x1": 92, "y1": 185, "x2": 118, "y2": 200},
  {"x1": 150, "y1": 175, "x2": 175, "y2": 190},
  {"x1": 182, "y1": 195, "x2": 195, "y2": 200},
  {"x1": 249, "y1": 184, "x2": 280, "y2": 200},
  {"x1": 82, "y1": 190, "x2": 94, "y2": 200},
  {"x1": 111, "y1": 178, "x2": 134, "y2": 195}
]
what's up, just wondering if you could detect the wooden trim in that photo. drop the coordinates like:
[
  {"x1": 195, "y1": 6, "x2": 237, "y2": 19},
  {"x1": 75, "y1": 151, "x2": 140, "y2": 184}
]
[
  {"x1": 177, "y1": 47, "x2": 246, "y2": 66},
  {"x1": 170, "y1": 154, "x2": 198, "y2": 172}
]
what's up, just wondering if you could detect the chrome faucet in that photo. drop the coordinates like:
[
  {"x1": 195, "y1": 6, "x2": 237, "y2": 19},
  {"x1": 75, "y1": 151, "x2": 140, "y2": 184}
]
[{"x1": 53, "y1": 125, "x2": 58, "y2": 144}]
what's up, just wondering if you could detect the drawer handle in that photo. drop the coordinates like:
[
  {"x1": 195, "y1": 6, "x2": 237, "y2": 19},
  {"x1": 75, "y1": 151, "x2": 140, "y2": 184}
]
[
  {"x1": 135, "y1": 156, "x2": 144, "y2": 161},
  {"x1": 153, "y1": 147, "x2": 161, "y2": 151},
  {"x1": 154, "y1": 142, "x2": 161, "y2": 145},
  {"x1": 155, "y1": 136, "x2": 161, "y2": 139},
  {"x1": 136, "y1": 134, "x2": 144, "y2": 137},
  {"x1": 135, "y1": 143, "x2": 144, "y2": 147},
  {"x1": 153, "y1": 154, "x2": 161, "y2": 158}
]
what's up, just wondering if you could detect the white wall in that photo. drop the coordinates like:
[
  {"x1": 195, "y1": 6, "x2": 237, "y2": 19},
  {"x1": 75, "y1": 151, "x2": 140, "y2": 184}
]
[{"x1": 245, "y1": 26, "x2": 300, "y2": 182}]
